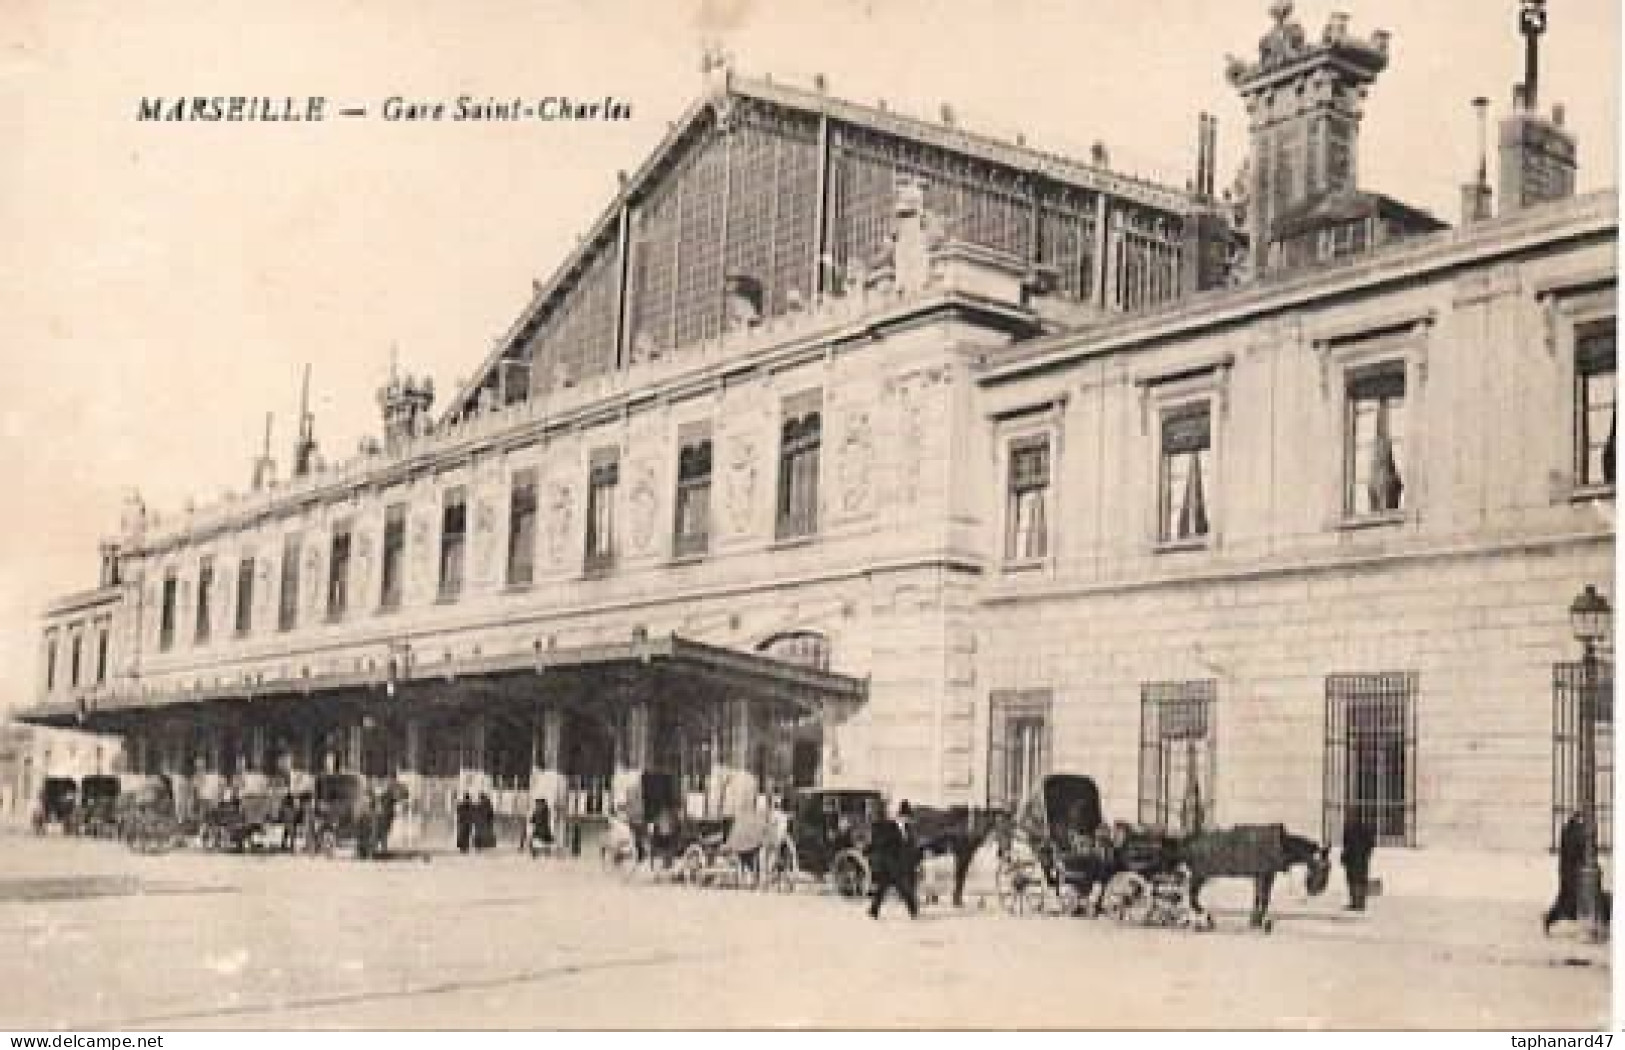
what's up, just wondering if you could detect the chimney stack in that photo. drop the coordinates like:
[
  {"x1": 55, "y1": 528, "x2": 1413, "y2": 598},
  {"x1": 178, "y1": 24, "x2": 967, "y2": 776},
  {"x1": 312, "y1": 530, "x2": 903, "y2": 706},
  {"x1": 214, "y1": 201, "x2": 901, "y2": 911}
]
[{"x1": 1460, "y1": 97, "x2": 1494, "y2": 226}]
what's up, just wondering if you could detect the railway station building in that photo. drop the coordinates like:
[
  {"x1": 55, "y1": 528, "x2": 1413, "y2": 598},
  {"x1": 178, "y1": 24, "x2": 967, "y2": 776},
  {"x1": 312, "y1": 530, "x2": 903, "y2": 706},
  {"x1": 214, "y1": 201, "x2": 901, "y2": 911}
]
[{"x1": 21, "y1": 4, "x2": 1616, "y2": 861}]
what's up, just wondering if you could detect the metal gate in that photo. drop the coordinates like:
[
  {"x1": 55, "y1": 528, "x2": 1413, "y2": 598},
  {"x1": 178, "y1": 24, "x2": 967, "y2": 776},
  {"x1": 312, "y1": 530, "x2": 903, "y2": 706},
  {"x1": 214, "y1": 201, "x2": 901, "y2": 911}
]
[
  {"x1": 1324, "y1": 672, "x2": 1418, "y2": 847},
  {"x1": 1139, "y1": 681, "x2": 1217, "y2": 832},
  {"x1": 1553, "y1": 659, "x2": 1614, "y2": 852}
]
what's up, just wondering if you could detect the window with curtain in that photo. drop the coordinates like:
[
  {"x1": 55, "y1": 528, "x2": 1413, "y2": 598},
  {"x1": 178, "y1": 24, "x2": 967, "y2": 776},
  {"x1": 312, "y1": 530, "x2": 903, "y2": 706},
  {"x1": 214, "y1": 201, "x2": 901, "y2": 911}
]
[
  {"x1": 777, "y1": 393, "x2": 822, "y2": 539},
  {"x1": 507, "y1": 469, "x2": 538, "y2": 586},
  {"x1": 1005, "y1": 437, "x2": 1051, "y2": 561},
  {"x1": 1577, "y1": 321, "x2": 1617, "y2": 489},
  {"x1": 327, "y1": 522, "x2": 352, "y2": 618},
  {"x1": 380, "y1": 504, "x2": 405, "y2": 610},
  {"x1": 1346, "y1": 367, "x2": 1407, "y2": 516},
  {"x1": 674, "y1": 428, "x2": 713, "y2": 558},
  {"x1": 278, "y1": 535, "x2": 301, "y2": 631},
  {"x1": 159, "y1": 572, "x2": 178, "y2": 650},
  {"x1": 1159, "y1": 405, "x2": 1212, "y2": 542},
  {"x1": 585, "y1": 451, "x2": 619, "y2": 573},
  {"x1": 439, "y1": 488, "x2": 467, "y2": 600},
  {"x1": 235, "y1": 556, "x2": 255, "y2": 635},
  {"x1": 195, "y1": 556, "x2": 214, "y2": 644}
]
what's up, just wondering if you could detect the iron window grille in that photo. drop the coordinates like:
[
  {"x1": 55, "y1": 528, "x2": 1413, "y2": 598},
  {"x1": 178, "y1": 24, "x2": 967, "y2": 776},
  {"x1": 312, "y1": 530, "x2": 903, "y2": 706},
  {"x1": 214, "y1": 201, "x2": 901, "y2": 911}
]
[
  {"x1": 327, "y1": 525, "x2": 352, "y2": 619},
  {"x1": 439, "y1": 488, "x2": 467, "y2": 600},
  {"x1": 379, "y1": 504, "x2": 406, "y2": 610},
  {"x1": 1575, "y1": 321, "x2": 1617, "y2": 490},
  {"x1": 777, "y1": 401, "x2": 822, "y2": 540},
  {"x1": 1553, "y1": 659, "x2": 1614, "y2": 853},
  {"x1": 585, "y1": 454, "x2": 619, "y2": 574},
  {"x1": 278, "y1": 536, "x2": 301, "y2": 632},
  {"x1": 987, "y1": 688, "x2": 1053, "y2": 813},
  {"x1": 507, "y1": 469, "x2": 538, "y2": 587},
  {"x1": 1345, "y1": 366, "x2": 1407, "y2": 517},
  {"x1": 44, "y1": 634, "x2": 56, "y2": 691},
  {"x1": 1005, "y1": 437, "x2": 1051, "y2": 562},
  {"x1": 235, "y1": 557, "x2": 255, "y2": 635},
  {"x1": 1159, "y1": 405, "x2": 1212, "y2": 543},
  {"x1": 673, "y1": 436, "x2": 713, "y2": 558},
  {"x1": 194, "y1": 556, "x2": 214, "y2": 644},
  {"x1": 158, "y1": 573, "x2": 178, "y2": 651},
  {"x1": 1139, "y1": 680, "x2": 1218, "y2": 833},
  {"x1": 1324, "y1": 671, "x2": 1418, "y2": 847}
]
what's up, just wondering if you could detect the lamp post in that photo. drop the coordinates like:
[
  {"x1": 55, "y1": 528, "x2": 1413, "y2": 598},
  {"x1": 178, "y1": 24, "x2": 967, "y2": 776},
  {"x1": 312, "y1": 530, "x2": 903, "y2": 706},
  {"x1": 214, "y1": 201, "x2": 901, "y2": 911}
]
[{"x1": 1569, "y1": 584, "x2": 1612, "y2": 943}]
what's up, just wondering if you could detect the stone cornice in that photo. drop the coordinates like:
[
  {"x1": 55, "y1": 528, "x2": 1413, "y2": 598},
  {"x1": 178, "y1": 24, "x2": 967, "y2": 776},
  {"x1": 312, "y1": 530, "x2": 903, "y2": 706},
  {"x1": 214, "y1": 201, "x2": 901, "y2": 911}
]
[{"x1": 974, "y1": 190, "x2": 1617, "y2": 385}]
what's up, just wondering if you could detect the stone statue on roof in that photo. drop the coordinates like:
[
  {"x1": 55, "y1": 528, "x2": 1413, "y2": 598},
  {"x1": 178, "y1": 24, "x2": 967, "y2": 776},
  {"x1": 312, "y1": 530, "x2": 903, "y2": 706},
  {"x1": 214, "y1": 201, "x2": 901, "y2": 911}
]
[{"x1": 1258, "y1": 0, "x2": 1307, "y2": 70}]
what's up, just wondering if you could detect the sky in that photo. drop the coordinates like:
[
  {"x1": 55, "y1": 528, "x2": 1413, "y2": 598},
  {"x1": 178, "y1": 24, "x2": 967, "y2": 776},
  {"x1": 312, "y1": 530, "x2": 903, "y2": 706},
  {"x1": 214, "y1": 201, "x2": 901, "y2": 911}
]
[{"x1": 0, "y1": 0, "x2": 1618, "y2": 713}]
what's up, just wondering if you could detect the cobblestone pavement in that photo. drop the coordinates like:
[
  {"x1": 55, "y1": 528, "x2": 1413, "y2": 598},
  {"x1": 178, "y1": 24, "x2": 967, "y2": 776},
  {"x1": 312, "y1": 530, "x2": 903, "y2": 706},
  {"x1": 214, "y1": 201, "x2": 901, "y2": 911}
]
[{"x1": 0, "y1": 834, "x2": 1610, "y2": 1030}]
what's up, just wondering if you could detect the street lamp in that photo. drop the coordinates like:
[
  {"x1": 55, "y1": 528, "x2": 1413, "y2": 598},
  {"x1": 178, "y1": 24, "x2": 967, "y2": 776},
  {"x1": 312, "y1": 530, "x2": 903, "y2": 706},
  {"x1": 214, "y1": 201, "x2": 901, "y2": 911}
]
[{"x1": 1569, "y1": 584, "x2": 1612, "y2": 942}]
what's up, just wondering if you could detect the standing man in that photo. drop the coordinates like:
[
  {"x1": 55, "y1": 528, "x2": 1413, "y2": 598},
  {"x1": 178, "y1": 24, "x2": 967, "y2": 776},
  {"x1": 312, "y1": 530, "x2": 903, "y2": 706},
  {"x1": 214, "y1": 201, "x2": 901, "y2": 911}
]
[
  {"x1": 868, "y1": 800, "x2": 921, "y2": 920},
  {"x1": 1342, "y1": 815, "x2": 1377, "y2": 911},
  {"x1": 1545, "y1": 811, "x2": 1586, "y2": 934}
]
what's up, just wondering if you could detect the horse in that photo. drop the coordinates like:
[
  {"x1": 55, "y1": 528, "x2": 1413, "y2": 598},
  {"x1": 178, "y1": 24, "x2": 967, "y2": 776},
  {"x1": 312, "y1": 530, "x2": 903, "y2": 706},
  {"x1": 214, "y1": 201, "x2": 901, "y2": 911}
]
[
  {"x1": 1177, "y1": 824, "x2": 1330, "y2": 931},
  {"x1": 909, "y1": 805, "x2": 1010, "y2": 907}
]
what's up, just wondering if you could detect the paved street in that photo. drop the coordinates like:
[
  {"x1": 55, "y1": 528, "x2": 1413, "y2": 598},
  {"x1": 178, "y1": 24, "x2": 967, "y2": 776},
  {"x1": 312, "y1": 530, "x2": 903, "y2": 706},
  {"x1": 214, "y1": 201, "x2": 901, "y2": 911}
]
[{"x1": 0, "y1": 832, "x2": 1610, "y2": 1030}]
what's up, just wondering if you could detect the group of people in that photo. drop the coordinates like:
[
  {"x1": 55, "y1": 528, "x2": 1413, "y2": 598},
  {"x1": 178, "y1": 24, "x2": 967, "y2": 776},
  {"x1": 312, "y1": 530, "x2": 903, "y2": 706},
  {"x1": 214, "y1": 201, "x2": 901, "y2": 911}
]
[{"x1": 454, "y1": 792, "x2": 498, "y2": 853}]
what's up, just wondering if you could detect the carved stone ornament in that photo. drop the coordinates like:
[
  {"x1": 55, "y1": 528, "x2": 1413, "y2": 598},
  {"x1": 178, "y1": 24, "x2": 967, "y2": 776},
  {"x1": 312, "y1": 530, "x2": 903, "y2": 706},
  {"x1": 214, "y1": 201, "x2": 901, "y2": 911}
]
[
  {"x1": 546, "y1": 483, "x2": 575, "y2": 567},
  {"x1": 722, "y1": 434, "x2": 758, "y2": 535},
  {"x1": 838, "y1": 409, "x2": 875, "y2": 515},
  {"x1": 627, "y1": 464, "x2": 659, "y2": 554}
]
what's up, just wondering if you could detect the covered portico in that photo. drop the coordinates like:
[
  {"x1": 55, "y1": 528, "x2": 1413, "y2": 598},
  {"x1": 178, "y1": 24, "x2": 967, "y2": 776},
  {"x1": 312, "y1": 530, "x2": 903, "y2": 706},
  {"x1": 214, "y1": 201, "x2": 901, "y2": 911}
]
[{"x1": 19, "y1": 633, "x2": 868, "y2": 844}]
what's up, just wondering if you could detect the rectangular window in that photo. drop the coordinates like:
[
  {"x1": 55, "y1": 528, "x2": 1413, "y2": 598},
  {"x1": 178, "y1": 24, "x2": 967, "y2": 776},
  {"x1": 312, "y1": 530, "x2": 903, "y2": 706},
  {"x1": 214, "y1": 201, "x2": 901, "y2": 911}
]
[
  {"x1": 235, "y1": 556, "x2": 255, "y2": 635},
  {"x1": 1553, "y1": 659, "x2": 1614, "y2": 853},
  {"x1": 507, "y1": 469, "x2": 538, "y2": 586},
  {"x1": 44, "y1": 633, "x2": 57, "y2": 691},
  {"x1": 987, "y1": 689, "x2": 1052, "y2": 812},
  {"x1": 69, "y1": 633, "x2": 82, "y2": 688},
  {"x1": 95, "y1": 627, "x2": 108, "y2": 685},
  {"x1": 278, "y1": 535, "x2": 301, "y2": 631},
  {"x1": 585, "y1": 450, "x2": 619, "y2": 573},
  {"x1": 1324, "y1": 672, "x2": 1417, "y2": 847},
  {"x1": 439, "y1": 488, "x2": 467, "y2": 600},
  {"x1": 674, "y1": 424, "x2": 713, "y2": 558},
  {"x1": 195, "y1": 556, "x2": 214, "y2": 644},
  {"x1": 1346, "y1": 367, "x2": 1407, "y2": 516},
  {"x1": 328, "y1": 522, "x2": 352, "y2": 619},
  {"x1": 158, "y1": 572, "x2": 178, "y2": 651},
  {"x1": 1139, "y1": 680, "x2": 1218, "y2": 834},
  {"x1": 777, "y1": 391, "x2": 822, "y2": 539},
  {"x1": 1005, "y1": 437, "x2": 1051, "y2": 561},
  {"x1": 1159, "y1": 405, "x2": 1212, "y2": 543},
  {"x1": 380, "y1": 503, "x2": 406, "y2": 610},
  {"x1": 1576, "y1": 321, "x2": 1616, "y2": 490}
]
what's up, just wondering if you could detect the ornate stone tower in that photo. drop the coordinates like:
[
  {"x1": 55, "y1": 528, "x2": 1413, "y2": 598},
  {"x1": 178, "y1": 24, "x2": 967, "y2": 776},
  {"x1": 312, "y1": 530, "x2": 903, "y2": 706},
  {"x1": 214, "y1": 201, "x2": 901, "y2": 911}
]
[{"x1": 1226, "y1": 2, "x2": 1392, "y2": 274}]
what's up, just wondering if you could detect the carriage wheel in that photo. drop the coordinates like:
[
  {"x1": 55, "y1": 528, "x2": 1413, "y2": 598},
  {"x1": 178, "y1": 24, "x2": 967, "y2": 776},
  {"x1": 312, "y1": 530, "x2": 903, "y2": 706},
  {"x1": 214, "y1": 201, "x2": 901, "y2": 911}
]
[
  {"x1": 1058, "y1": 883, "x2": 1084, "y2": 917},
  {"x1": 1103, "y1": 872, "x2": 1153, "y2": 923},
  {"x1": 318, "y1": 828, "x2": 339, "y2": 858},
  {"x1": 678, "y1": 844, "x2": 708, "y2": 887},
  {"x1": 765, "y1": 840, "x2": 799, "y2": 893},
  {"x1": 832, "y1": 851, "x2": 870, "y2": 899},
  {"x1": 995, "y1": 859, "x2": 1034, "y2": 916}
]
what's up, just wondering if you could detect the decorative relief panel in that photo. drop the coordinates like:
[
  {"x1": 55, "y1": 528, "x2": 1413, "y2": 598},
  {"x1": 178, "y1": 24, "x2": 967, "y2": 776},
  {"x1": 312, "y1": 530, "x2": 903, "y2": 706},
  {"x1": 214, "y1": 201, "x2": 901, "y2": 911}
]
[
  {"x1": 545, "y1": 481, "x2": 575, "y2": 569},
  {"x1": 836, "y1": 406, "x2": 875, "y2": 516},
  {"x1": 721, "y1": 433, "x2": 759, "y2": 536},
  {"x1": 883, "y1": 366, "x2": 950, "y2": 507},
  {"x1": 626, "y1": 461, "x2": 659, "y2": 556}
]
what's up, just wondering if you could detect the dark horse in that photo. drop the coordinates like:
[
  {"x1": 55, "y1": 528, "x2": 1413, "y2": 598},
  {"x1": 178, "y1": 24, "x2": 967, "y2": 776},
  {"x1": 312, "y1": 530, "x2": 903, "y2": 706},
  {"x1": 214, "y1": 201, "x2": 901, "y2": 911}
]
[
  {"x1": 1178, "y1": 824, "x2": 1330, "y2": 930},
  {"x1": 909, "y1": 805, "x2": 1010, "y2": 907}
]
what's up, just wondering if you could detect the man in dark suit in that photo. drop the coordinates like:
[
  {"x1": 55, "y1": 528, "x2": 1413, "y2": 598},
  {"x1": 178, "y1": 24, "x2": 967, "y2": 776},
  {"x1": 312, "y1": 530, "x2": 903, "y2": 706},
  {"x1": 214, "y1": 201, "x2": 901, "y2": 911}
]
[
  {"x1": 1342, "y1": 816, "x2": 1376, "y2": 911},
  {"x1": 868, "y1": 799, "x2": 921, "y2": 919}
]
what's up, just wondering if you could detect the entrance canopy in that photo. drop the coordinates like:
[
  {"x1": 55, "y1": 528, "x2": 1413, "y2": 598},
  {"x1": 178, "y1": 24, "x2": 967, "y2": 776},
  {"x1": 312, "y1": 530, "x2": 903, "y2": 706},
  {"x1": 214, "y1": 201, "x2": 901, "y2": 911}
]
[{"x1": 16, "y1": 633, "x2": 869, "y2": 733}]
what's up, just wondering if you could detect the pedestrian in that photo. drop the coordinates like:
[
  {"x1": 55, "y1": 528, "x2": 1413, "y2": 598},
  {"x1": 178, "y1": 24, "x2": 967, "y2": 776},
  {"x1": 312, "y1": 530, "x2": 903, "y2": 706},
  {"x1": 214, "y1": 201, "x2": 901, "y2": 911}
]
[
  {"x1": 1545, "y1": 811, "x2": 1587, "y2": 934},
  {"x1": 525, "y1": 796, "x2": 554, "y2": 857},
  {"x1": 277, "y1": 791, "x2": 298, "y2": 852},
  {"x1": 455, "y1": 792, "x2": 475, "y2": 854},
  {"x1": 868, "y1": 799, "x2": 921, "y2": 920},
  {"x1": 1342, "y1": 815, "x2": 1377, "y2": 911},
  {"x1": 475, "y1": 792, "x2": 497, "y2": 851}
]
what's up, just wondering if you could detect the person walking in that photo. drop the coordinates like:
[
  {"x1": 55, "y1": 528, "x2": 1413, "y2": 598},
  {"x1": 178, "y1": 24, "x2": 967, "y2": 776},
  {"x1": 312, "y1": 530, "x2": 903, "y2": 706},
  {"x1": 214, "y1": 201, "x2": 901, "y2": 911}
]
[
  {"x1": 455, "y1": 792, "x2": 475, "y2": 854},
  {"x1": 868, "y1": 799, "x2": 921, "y2": 920},
  {"x1": 1545, "y1": 811, "x2": 1587, "y2": 934},
  {"x1": 1342, "y1": 815, "x2": 1377, "y2": 911},
  {"x1": 475, "y1": 792, "x2": 497, "y2": 851},
  {"x1": 524, "y1": 796, "x2": 554, "y2": 857}
]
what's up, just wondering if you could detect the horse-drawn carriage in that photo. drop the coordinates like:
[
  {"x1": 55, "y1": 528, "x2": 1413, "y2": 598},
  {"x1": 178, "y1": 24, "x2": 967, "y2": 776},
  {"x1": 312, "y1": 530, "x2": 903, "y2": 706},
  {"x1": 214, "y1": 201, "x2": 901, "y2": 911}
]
[
  {"x1": 115, "y1": 775, "x2": 180, "y2": 854},
  {"x1": 995, "y1": 772, "x2": 1332, "y2": 931},
  {"x1": 309, "y1": 774, "x2": 401, "y2": 859},
  {"x1": 601, "y1": 772, "x2": 786, "y2": 888},
  {"x1": 777, "y1": 788, "x2": 884, "y2": 897},
  {"x1": 31, "y1": 777, "x2": 79, "y2": 835},
  {"x1": 77, "y1": 776, "x2": 122, "y2": 838},
  {"x1": 198, "y1": 789, "x2": 288, "y2": 852}
]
